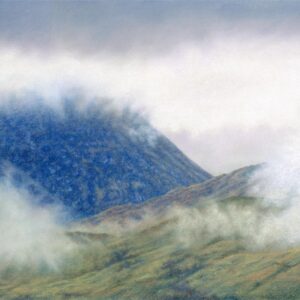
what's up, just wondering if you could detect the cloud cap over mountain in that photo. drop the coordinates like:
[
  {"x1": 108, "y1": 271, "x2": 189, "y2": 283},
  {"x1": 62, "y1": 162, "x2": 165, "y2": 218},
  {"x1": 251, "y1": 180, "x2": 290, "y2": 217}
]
[{"x1": 1, "y1": 1, "x2": 300, "y2": 173}]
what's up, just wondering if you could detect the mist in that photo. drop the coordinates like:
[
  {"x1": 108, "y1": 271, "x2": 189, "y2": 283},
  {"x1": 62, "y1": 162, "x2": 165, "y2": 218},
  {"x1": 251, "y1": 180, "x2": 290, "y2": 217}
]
[
  {"x1": 0, "y1": 179, "x2": 75, "y2": 273},
  {"x1": 167, "y1": 141, "x2": 300, "y2": 250},
  {"x1": 1, "y1": 0, "x2": 300, "y2": 261},
  {"x1": 75, "y1": 141, "x2": 300, "y2": 251},
  {"x1": 1, "y1": 140, "x2": 299, "y2": 276},
  {"x1": 1, "y1": 1, "x2": 300, "y2": 174},
  {"x1": 1, "y1": 30, "x2": 300, "y2": 173}
]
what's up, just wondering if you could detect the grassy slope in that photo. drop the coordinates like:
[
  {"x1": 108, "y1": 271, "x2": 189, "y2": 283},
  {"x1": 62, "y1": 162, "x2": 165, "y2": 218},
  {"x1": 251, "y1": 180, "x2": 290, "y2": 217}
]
[{"x1": 1, "y1": 198, "x2": 300, "y2": 300}]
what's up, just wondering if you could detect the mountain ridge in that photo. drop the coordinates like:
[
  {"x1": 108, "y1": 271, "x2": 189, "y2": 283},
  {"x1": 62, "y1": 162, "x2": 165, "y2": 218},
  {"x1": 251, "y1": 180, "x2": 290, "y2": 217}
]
[
  {"x1": 81, "y1": 164, "x2": 261, "y2": 224},
  {"x1": 0, "y1": 99, "x2": 211, "y2": 218}
]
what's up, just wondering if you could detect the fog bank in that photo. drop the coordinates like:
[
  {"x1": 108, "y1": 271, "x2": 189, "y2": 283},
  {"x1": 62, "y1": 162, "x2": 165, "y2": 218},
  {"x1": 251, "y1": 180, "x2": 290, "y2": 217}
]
[{"x1": 0, "y1": 180, "x2": 75, "y2": 273}]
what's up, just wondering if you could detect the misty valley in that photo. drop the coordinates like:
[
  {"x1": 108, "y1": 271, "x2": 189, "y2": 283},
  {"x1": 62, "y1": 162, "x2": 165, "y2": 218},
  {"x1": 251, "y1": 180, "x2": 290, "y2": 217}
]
[
  {"x1": 2, "y1": 1, "x2": 300, "y2": 299},
  {"x1": 0, "y1": 100, "x2": 299, "y2": 300}
]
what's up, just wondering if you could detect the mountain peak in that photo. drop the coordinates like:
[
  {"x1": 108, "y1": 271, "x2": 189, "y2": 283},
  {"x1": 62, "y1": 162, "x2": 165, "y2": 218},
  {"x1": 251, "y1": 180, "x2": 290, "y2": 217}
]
[{"x1": 0, "y1": 100, "x2": 211, "y2": 218}]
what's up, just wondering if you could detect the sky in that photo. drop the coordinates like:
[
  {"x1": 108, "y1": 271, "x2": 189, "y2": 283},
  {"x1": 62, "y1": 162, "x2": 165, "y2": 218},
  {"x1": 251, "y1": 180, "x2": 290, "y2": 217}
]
[{"x1": 1, "y1": 0, "x2": 300, "y2": 174}]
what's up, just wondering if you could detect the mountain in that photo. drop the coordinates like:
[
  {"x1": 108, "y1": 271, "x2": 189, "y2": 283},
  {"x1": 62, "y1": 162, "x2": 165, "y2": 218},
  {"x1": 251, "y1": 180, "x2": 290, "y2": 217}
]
[
  {"x1": 84, "y1": 164, "x2": 261, "y2": 224},
  {"x1": 0, "y1": 99, "x2": 211, "y2": 218}
]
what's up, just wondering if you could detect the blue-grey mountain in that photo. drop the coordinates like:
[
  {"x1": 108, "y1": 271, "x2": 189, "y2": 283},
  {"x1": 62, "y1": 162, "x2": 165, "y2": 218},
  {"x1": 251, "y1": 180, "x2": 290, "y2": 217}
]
[{"x1": 0, "y1": 100, "x2": 211, "y2": 218}]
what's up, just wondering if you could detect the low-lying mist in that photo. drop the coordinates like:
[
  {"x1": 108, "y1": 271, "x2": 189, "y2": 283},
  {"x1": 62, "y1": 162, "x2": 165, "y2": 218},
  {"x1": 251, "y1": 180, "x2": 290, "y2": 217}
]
[
  {"x1": 172, "y1": 201, "x2": 286, "y2": 250},
  {"x1": 2, "y1": 143, "x2": 300, "y2": 277},
  {"x1": 171, "y1": 146, "x2": 300, "y2": 250},
  {"x1": 0, "y1": 180, "x2": 75, "y2": 274},
  {"x1": 75, "y1": 145, "x2": 300, "y2": 252}
]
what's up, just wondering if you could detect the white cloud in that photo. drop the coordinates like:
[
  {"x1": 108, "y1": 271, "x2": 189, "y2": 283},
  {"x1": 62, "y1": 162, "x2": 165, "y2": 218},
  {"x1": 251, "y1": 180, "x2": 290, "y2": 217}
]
[
  {"x1": 1, "y1": 32, "x2": 300, "y2": 173},
  {"x1": 0, "y1": 180, "x2": 75, "y2": 272}
]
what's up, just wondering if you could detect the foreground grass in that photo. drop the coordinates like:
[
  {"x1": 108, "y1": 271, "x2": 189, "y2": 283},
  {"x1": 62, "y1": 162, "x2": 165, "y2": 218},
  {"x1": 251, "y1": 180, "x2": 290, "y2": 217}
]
[{"x1": 1, "y1": 198, "x2": 300, "y2": 299}]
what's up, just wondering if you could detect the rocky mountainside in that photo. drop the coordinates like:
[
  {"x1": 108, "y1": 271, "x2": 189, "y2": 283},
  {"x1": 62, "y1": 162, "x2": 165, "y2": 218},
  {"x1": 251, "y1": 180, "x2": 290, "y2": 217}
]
[{"x1": 0, "y1": 100, "x2": 211, "y2": 218}]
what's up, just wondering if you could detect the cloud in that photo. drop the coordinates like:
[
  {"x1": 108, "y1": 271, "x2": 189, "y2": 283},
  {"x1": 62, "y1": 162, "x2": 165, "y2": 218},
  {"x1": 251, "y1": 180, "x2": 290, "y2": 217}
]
[
  {"x1": 1, "y1": 1, "x2": 300, "y2": 55},
  {"x1": 0, "y1": 179, "x2": 75, "y2": 273},
  {"x1": 1, "y1": 32, "x2": 300, "y2": 173},
  {"x1": 172, "y1": 200, "x2": 300, "y2": 250},
  {"x1": 1, "y1": 1, "x2": 300, "y2": 173},
  {"x1": 167, "y1": 126, "x2": 296, "y2": 175},
  {"x1": 172, "y1": 141, "x2": 300, "y2": 250},
  {"x1": 249, "y1": 140, "x2": 300, "y2": 206}
]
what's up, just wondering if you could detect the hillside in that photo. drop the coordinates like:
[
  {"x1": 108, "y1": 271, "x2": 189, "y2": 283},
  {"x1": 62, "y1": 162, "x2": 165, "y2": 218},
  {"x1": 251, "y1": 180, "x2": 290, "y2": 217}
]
[
  {"x1": 0, "y1": 162, "x2": 299, "y2": 300},
  {"x1": 84, "y1": 164, "x2": 261, "y2": 224},
  {"x1": 0, "y1": 100, "x2": 211, "y2": 218},
  {"x1": 1, "y1": 196, "x2": 300, "y2": 299}
]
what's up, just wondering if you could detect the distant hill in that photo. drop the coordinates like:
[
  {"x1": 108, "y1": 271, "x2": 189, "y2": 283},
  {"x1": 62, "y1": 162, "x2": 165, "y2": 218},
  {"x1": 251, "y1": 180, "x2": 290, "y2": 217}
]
[
  {"x1": 84, "y1": 164, "x2": 261, "y2": 224},
  {"x1": 0, "y1": 99, "x2": 211, "y2": 218}
]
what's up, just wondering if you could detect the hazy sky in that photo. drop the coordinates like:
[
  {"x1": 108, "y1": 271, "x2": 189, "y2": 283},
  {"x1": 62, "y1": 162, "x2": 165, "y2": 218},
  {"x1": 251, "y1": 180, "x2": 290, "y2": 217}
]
[{"x1": 1, "y1": 0, "x2": 300, "y2": 174}]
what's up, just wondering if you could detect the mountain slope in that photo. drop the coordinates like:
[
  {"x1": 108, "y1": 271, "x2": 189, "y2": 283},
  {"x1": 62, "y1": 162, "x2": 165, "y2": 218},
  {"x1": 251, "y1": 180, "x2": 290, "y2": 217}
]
[
  {"x1": 84, "y1": 164, "x2": 260, "y2": 224},
  {"x1": 2, "y1": 196, "x2": 300, "y2": 300},
  {"x1": 0, "y1": 100, "x2": 211, "y2": 218},
  {"x1": 0, "y1": 163, "x2": 298, "y2": 300}
]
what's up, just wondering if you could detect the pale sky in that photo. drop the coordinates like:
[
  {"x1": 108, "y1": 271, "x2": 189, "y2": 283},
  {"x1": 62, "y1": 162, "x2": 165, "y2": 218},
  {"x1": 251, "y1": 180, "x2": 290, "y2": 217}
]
[{"x1": 1, "y1": 1, "x2": 300, "y2": 174}]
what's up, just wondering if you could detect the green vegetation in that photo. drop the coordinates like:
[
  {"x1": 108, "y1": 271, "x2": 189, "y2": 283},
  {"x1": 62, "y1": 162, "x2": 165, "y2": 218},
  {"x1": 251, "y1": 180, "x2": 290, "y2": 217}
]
[{"x1": 1, "y1": 197, "x2": 300, "y2": 299}]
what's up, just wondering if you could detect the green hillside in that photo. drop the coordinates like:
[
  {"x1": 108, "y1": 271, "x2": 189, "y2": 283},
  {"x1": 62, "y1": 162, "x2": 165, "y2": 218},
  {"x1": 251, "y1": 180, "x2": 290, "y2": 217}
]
[{"x1": 1, "y1": 196, "x2": 300, "y2": 300}]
